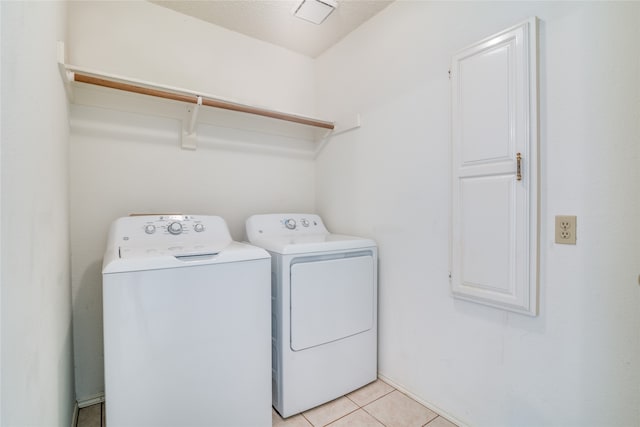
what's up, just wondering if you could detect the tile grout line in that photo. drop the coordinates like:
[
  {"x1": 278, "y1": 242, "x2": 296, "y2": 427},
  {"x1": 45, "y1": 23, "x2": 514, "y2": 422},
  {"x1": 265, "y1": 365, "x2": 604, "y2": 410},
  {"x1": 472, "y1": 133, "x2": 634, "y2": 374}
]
[
  {"x1": 424, "y1": 414, "x2": 440, "y2": 426},
  {"x1": 320, "y1": 405, "x2": 361, "y2": 427},
  {"x1": 391, "y1": 387, "x2": 444, "y2": 424},
  {"x1": 378, "y1": 375, "x2": 463, "y2": 426},
  {"x1": 299, "y1": 409, "x2": 314, "y2": 427},
  {"x1": 356, "y1": 387, "x2": 397, "y2": 409},
  {"x1": 308, "y1": 384, "x2": 400, "y2": 427},
  {"x1": 348, "y1": 382, "x2": 397, "y2": 409},
  {"x1": 356, "y1": 386, "x2": 442, "y2": 427},
  {"x1": 361, "y1": 404, "x2": 387, "y2": 427},
  {"x1": 423, "y1": 415, "x2": 442, "y2": 427},
  {"x1": 301, "y1": 412, "x2": 312, "y2": 426},
  {"x1": 347, "y1": 385, "x2": 398, "y2": 427}
]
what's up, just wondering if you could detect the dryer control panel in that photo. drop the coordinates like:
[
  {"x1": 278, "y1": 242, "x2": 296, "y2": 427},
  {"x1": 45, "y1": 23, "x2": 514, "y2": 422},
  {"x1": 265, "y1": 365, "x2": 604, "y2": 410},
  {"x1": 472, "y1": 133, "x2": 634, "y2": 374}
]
[{"x1": 246, "y1": 213, "x2": 328, "y2": 241}]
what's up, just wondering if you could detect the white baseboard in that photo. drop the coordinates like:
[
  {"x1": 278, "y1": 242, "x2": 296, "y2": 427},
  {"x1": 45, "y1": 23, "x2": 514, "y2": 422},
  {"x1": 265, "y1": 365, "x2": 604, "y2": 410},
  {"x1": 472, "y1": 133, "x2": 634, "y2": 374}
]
[
  {"x1": 77, "y1": 392, "x2": 105, "y2": 409},
  {"x1": 71, "y1": 402, "x2": 79, "y2": 427},
  {"x1": 377, "y1": 373, "x2": 468, "y2": 427}
]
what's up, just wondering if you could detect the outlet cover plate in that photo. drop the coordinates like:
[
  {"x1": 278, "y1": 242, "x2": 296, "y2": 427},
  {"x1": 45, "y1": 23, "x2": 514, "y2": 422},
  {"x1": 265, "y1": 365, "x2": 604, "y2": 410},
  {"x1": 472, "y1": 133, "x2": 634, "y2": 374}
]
[{"x1": 555, "y1": 215, "x2": 577, "y2": 244}]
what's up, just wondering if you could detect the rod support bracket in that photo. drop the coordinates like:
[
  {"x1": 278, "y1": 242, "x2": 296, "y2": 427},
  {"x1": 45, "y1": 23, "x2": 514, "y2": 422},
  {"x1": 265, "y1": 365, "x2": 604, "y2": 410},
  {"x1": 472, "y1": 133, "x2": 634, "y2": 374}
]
[
  {"x1": 181, "y1": 96, "x2": 202, "y2": 150},
  {"x1": 57, "y1": 41, "x2": 75, "y2": 100}
]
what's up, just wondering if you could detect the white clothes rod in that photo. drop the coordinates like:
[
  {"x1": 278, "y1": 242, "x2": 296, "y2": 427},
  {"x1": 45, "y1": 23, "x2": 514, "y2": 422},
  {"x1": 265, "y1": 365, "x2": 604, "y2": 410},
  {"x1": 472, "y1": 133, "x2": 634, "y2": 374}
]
[{"x1": 63, "y1": 65, "x2": 335, "y2": 130}]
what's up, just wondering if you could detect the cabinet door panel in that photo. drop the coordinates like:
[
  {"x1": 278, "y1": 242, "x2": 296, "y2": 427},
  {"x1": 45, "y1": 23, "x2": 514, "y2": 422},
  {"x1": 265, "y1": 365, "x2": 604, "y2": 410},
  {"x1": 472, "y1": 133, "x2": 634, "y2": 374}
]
[
  {"x1": 451, "y1": 18, "x2": 538, "y2": 315},
  {"x1": 460, "y1": 41, "x2": 513, "y2": 166},
  {"x1": 460, "y1": 175, "x2": 515, "y2": 296}
]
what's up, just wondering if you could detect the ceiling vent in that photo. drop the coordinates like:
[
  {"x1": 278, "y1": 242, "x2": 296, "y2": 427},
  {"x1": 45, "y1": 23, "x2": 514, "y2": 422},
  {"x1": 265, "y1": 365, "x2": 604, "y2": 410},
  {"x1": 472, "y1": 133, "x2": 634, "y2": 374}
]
[{"x1": 293, "y1": 0, "x2": 337, "y2": 25}]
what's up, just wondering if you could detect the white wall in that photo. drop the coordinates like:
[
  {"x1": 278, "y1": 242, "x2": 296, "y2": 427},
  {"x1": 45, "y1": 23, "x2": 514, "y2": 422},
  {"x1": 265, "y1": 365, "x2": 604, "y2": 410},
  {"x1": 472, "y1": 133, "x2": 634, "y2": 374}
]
[
  {"x1": 67, "y1": 1, "x2": 317, "y2": 401},
  {"x1": 316, "y1": 2, "x2": 640, "y2": 426},
  {"x1": 1, "y1": 1, "x2": 75, "y2": 426},
  {"x1": 68, "y1": 1, "x2": 316, "y2": 117}
]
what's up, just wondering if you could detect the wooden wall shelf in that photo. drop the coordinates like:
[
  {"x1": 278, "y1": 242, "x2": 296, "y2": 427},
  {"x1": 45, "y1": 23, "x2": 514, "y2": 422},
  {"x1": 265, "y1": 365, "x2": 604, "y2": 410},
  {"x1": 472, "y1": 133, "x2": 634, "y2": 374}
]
[{"x1": 57, "y1": 42, "x2": 359, "y2": 156}]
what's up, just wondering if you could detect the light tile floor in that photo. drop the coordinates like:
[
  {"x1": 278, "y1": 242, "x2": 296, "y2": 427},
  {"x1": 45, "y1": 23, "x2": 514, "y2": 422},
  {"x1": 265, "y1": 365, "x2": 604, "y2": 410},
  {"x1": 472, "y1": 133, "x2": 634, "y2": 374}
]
[{"x1": 77, "y1": 380, "x2": 457, "y2": 427}]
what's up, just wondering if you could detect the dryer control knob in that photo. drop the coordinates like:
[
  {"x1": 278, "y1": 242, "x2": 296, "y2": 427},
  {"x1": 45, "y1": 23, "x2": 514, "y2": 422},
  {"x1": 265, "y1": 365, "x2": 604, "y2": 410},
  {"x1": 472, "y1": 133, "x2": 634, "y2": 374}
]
[
  {"x1": 300, "y1": 218, "x2": 310, "y2": 227},
  {"x1": 284, "y1": 218, "x2": 297, "y2": 230},
  {"x1": 167, "y1": 221, "x2": 183, "y2": 235},
  {"x1": 144, "y1": 224, "x2": 156, "y2": 234},
  {"x1": 194, "y1": 223, "x2": 205, "y2": 232}
]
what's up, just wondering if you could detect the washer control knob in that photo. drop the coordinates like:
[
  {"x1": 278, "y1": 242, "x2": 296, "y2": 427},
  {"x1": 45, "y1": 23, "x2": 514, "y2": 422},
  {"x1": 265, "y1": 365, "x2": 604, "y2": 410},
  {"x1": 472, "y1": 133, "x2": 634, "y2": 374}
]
[
  {"x1": 300, "y1": 218, "x2": 310, "y2": 227},
  {"x1": 284, "y1": 218, "x2": 297, "y2": 230},
  {"x1": 144, "y1": 224, "x2": 156, "y2": 234},
  {"x1": 167, "y1": 221, "x2": 183, "y2": 235},
  {"x1": 194, "y1": 223, "x2": 205, "y2": 233}
]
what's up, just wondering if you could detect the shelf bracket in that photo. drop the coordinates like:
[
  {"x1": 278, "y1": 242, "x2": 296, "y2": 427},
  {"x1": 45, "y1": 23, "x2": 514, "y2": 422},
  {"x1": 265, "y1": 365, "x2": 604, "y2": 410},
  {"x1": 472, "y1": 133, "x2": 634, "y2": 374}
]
[
  {"x1": 181, "y1": 96, "x2": 202, "y2": 150},
  {"x1": 57, "y1": 41, "x2": 75, "y2": 101},
  {"x1": 314, "y1": 113, "x2": 361, "y2": 158}
]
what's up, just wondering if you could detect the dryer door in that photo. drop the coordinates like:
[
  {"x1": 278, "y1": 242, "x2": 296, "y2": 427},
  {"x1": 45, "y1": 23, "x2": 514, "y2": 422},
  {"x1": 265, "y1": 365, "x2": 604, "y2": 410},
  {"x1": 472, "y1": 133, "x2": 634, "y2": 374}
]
[{"x1": 290, "y1": 254, "x2": 374, "y2": 351}]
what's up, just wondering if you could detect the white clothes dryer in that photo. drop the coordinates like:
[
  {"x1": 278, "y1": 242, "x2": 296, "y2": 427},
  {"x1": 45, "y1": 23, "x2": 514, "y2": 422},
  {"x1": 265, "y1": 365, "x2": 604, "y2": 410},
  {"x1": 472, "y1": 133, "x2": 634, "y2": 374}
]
[
  {"x1": 246, "y1": 213, "x2": 378, "y2": 418},
  {"x1": 102, "y1": 215, "x2": 271, "y2": 427}
]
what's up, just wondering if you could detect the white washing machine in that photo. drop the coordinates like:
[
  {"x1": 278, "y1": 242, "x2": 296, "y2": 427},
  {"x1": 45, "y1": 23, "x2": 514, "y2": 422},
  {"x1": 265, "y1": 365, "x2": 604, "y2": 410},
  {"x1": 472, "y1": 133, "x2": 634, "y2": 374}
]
[
  {"x1": 245, "y1": 213, "x2": 378, "y2": 418},
  {"x1": 102, "y1": 215, "x2": 271, "y2": 427}
]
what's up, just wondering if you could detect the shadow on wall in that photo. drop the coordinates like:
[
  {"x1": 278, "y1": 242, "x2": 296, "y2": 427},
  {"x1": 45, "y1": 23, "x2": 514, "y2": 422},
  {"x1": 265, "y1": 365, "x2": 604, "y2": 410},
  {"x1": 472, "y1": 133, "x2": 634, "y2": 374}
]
[
  {"x1": 73, "y1": 259, "x2": 106, "y2": 401},
  {"x1": 59, "y1": 312, "x2": 77, "y2": 420}
]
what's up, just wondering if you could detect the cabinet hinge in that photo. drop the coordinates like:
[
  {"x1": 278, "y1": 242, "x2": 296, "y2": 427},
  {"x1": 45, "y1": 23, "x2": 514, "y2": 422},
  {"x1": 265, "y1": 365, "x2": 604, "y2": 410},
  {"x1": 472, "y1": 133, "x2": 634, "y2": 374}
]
[{"x1": 448, "y1": 69, "x2": 451, "y2": 79}]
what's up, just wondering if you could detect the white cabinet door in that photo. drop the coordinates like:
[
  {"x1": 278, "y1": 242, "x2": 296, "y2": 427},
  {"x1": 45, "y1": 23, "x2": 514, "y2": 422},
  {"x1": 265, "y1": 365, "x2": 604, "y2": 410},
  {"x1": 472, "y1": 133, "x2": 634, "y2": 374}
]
[{"x1": 451, "y1": 18, "x2": 538, "y2": 315}]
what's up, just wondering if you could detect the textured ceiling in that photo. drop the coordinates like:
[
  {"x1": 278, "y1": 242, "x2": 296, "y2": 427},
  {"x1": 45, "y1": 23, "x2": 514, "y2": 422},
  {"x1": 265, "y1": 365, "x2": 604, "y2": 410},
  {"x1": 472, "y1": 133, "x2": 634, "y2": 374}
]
[{"x1": 149, "y1": 0, "x2": 394, "y2": 58}]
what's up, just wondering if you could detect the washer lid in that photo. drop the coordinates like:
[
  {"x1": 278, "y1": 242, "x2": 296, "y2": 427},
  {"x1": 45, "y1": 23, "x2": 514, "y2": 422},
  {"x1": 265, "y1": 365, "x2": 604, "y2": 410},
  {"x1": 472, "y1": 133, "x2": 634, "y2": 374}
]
[
  {"x1": 103, "y1": 241, "x2": 269, "y2": 274},
  {"x1": 248, "y1": 233, "x2": 375, "y2": 255},
  {"x1": 118, "y1": 242, "x2": 223, "y2": 260}
]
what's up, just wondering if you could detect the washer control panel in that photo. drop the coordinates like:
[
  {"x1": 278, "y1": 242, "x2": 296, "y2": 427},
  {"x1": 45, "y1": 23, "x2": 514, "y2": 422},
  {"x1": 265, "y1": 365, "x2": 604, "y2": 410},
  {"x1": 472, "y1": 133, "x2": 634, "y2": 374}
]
[
  {"x1": 135, "y1": 215, "x2": 210, "y2": 237},
  {"x1": 105, "y1": 215, "x2": 233, "y2": 262},
  {"x1": 246, "y1": 213, "x2": 328, "y2": 241},
  {"x1": 113, "y1": 215, "x2": 229, "y2": 246}
]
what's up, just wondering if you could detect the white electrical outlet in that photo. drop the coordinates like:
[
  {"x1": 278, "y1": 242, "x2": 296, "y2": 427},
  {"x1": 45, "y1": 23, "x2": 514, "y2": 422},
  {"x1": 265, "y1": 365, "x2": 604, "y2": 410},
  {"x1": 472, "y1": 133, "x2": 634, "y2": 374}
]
[{"x1": 555, "y1": 215, "x2": 577, "y2": 244}]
